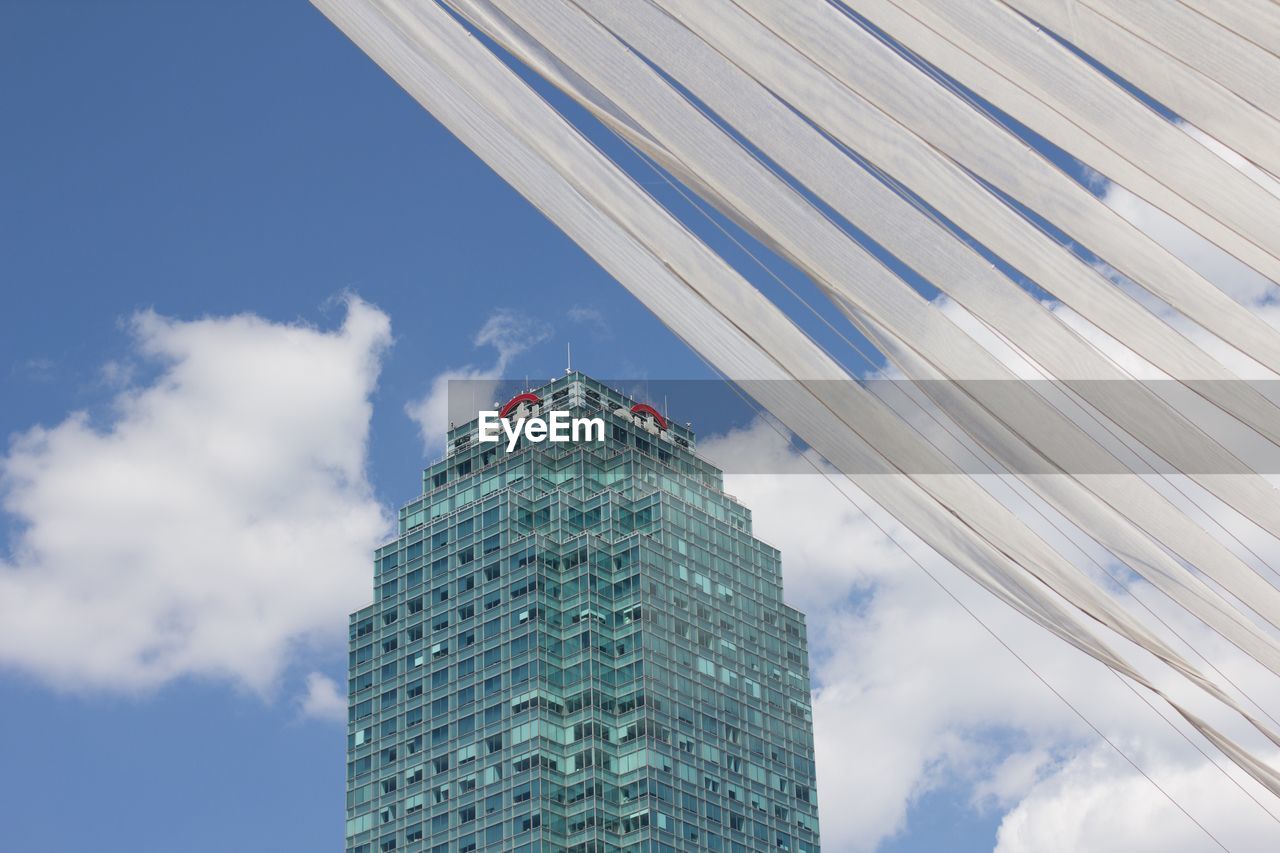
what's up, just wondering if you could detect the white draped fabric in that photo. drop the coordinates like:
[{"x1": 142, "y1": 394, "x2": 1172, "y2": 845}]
[
  {"x1": 1003, "y1": 0, "x2": 1280, "y2": 177},
  {"x1": 1083, "y1": 0, "x2": 1280, "y2": 121},
  {"x1": 1178, "y1": 0, "x2": 1280, "y2": 57},
  {"x1": 444, "y1": 0, "x2": 1280, "y2": 633},
  {"x1": 684, "y1": 0, "x2": 1280, "y2": 363},
  {"x1": 312, "y1": 0, "x2": 1280, "y2": 800},
  {"x1": 845, "y1": 0, "x2": 1280, "y2": 277},
  {"x1": 879, "y1": 0, "x2": 1280, "y2": 255}
]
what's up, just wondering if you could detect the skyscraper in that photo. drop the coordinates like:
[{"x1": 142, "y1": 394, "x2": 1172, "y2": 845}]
[{"x1": 345, "y1": 373, "x2": 820, "y2": 853}]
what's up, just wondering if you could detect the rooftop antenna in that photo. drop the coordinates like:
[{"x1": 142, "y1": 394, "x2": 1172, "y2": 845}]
[{"x1": 565, "y1": 341, "x2": 573, "y2": 375}]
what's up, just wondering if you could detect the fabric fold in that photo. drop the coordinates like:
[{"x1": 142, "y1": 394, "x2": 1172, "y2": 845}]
[
  {"x1": 311, "y1": 0, "x2": 1280, "y2": 800},
  {"x1": 684, "y1": 0, "x2": 1280, "y2": 363}
]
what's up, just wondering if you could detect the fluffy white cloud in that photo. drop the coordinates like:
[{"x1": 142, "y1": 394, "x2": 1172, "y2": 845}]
[
  {"x1": 404, "y1": 309, "x2": 552, "y2": 453},
  {"x1": 703, "y1": 429, "x2": 1075, "y2": 850},
  {"x1": 301, "y1": 672, "x2": 350, "y2": 722},
  {"x1": 0, "y1": 297, "x2": 393, "y2": 693},
  {"x1": 707, "y1": 421, "x2": 1280, "y2": 851},
  {"x1": 996, "y1": 744, "x2": 1280, "y2": 853}
]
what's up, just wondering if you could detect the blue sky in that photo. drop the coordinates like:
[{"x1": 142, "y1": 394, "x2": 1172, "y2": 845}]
[
  {"x1": 5, "y1": 3, "x2": 1274, "y2": 852},
  {"x1": 0, "y1": 3, "x2": 706, "y2": 851},
  {"x1": 0, "y1": 3, "x2": 839, "y2": 851}
]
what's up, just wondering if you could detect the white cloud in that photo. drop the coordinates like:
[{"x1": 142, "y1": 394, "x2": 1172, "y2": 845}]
[
  {"x1": 404, "y1": 309, "x2": 552, "y2": 454},
  {"x1": 996, "y1": 744, "x2": 1280, "y2": 853},
  {"x1": 474, "y1": 309, "x2": 553, "y2": 366},
  {"x1": 567, "y1": 304, "x2": 611, "y2": 341},
  {"x1": 11, "y1": 357, "x2": 56, "y2": 383},
  {"x1": 98, "y1": 359, "x2": 135, "y2": 389},
  {"x1": 970, "y1": 747, "x2": 1056, "y2": 810},
  {"x1": 706, "y1": 434, "x2": 1077, "y2": 850},
  {"x1": 0, "y1": 296, "x2": 393, "y2": 694},
  {"x1": 300, "y1": 672, "x2": 349, "y2": 722},
  {"x1": 704, "y1": 416, "x2": 1280, "y2": 851}
]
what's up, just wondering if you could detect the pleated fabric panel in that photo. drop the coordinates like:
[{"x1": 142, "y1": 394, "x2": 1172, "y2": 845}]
[
  {"x1": 1003, "y1": 0, "x2": 1280, "y2": 177},
  {"x1": 312, "y1": 0, "x2": 1280, "y2": 797}
]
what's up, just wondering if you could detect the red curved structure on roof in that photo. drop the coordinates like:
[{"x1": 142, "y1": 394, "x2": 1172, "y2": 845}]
[
  {"x1": 499, "y1": 392, "x2": 541, "y2": 419},
  {"x1": 630, "y1": 403, "x2": 668, "y2": 430}
]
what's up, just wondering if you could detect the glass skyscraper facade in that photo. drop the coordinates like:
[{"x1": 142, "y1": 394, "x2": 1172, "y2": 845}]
[{"x1": 345, "y1": 373, "x2": 820, "y2": 853}]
